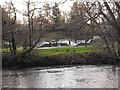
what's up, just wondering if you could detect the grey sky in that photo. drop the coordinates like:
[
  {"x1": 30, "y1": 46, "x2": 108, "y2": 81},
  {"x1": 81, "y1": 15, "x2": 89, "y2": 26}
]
[{"x1": 0, "y1": 0, "x2": 75, "y2": 21}]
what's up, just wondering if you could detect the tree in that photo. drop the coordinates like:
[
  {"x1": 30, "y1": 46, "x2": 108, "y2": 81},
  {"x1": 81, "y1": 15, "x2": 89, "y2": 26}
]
[
  {"x1": 51, "y1": 2, "x2": 61, "y2": 31},
  {"x1": 2, "y1": 1, "x2": 17, "y2": 55},
  {"x1": 66, "y1": 2, "x2": 89, "y2": 40},
  {"x1": 81, "y1": 1, "x2": 120, "y2": 59},
  {"x1": 2, "y1": 6, "x2": 9, "y2": 41},
  {"x1": 98, "y1": 1, "x2": 120, "y2": 59},
  {"x1": 22, "y1": 0, "x2": 42, "y2": 55},
  {"x1": 43, "y1": 3, "x2": 51, "y2": 19}
]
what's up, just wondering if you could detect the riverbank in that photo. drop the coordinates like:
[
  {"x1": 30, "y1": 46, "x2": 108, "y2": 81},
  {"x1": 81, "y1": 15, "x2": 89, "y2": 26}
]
[{"x1": 2, "y1": 52, "x2": 119, "y2": 69}]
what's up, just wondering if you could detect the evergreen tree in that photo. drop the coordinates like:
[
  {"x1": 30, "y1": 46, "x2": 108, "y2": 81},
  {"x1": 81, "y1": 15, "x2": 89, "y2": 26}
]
[
  {"x1": 70, "y1": 2, "x2": 79, "y2": 20},
  {"x1": 51, "y1": 2, "x2": 61, "y2": 31}
]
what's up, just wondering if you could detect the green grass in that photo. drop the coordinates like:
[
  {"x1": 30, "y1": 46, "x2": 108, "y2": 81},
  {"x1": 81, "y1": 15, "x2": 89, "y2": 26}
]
[
  {"x1": 2, "y1": 47, "x2": 23, "y2": 53},
  {"x1": 2, "y1": 46, "x2": 100, "y2": 56},
  {"x1": 35, "y1": 46, "x2": 99, "y2": 56}
]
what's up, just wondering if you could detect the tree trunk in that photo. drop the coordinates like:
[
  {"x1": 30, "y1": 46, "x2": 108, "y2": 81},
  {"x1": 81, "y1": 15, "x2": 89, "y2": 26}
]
[
  {"x1": 9, "y1": 38, "x2": 12, "y2": 54},
  {"x1": 28, "y1": 1, "x2": 32, "y2": 50},
  {"x1": 11, "y1": 32, "x2": 16, "y2": 55},
  {"x1": 22, "y1": 35, "x2": 41, "y2": 57},
  {"x1": 118, "y1": 31, "x2": 120, "y2": 58}
]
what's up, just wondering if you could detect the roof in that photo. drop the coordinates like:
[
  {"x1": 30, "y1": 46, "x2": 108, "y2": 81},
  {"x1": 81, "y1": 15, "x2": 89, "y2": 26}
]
[
  {"x1": 58, "y1": 39, "x2": 77, "y2": 46},
  {"x1": 76, "y1": 40, "x2": 86, "y2": 44}
]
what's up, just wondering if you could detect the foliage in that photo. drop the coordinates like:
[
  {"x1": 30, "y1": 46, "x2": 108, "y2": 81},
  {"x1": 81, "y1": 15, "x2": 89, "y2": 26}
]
[
  {"x1": 51, "y1": 2, "x2": 62, "y2": 31},
  {"x1": 2, "y1": 1, "x2": 120, "y2": 60}
]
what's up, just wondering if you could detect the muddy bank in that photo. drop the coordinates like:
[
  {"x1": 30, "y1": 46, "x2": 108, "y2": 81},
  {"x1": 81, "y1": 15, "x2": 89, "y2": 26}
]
[{"x1": 2, "y1": 52, "x2": 119, "y2": 69}]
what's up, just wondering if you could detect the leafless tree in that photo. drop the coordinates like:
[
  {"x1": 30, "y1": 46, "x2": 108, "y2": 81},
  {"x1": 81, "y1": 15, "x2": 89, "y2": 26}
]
[
  {"x1": 81, "y1": 1, "x2": 120, "y2": 59},
  {"x1": 2, "y1": 1, "x2": 17, "y2": 55},
  {"x1": 22, "y1": 0, "x2": 44, "y2": 55},
  {"x1": 98, "y1": 1, "x2": 120, "y2": 59}
]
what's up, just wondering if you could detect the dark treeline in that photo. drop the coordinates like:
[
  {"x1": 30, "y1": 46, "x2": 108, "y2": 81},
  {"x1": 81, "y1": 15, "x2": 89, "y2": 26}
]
[{"x1": 2, "y1": 0, "x2": 120, "y2": 60}]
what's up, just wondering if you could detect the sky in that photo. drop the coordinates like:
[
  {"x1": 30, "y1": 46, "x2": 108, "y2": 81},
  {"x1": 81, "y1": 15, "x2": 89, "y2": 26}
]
[
  {"x1": 0, "y1": 0, "x2": 114, "y2": 22},
  {"x1": 0, "y1": 0, "x2": 75, "y2": 22}
]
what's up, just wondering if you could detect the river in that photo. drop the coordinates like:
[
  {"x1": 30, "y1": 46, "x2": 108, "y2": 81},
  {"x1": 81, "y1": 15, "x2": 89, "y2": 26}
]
[{"x1": 2, "y1": 65, "x2": 120, "y2": 88}]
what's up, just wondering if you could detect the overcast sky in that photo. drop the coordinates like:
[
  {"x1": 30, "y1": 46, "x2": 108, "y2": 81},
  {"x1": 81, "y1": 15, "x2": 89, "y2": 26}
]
[
  {"x1": 0, "y1": 0, "x2": 113, "y2": 22},
  {"x1": 0, "y1": 0, "x2": 75, "y2": 22}
]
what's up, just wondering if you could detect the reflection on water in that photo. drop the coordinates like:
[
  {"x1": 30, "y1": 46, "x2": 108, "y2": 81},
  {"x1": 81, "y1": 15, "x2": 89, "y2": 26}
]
[{"x1": 2, "y1": 65, "x2": 119, "y2": 88}]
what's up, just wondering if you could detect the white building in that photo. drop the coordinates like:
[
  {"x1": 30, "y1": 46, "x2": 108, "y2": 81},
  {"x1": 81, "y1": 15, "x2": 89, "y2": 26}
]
[
  {"x1": 93, "y1": 36, "x2": 101, "y2": 40},
  {"x1": 75, "y1": 40, "x2": 86, "y2": 45},
  {"x1": 58, "y1": 39, "x2": 77, "y2": 46}
]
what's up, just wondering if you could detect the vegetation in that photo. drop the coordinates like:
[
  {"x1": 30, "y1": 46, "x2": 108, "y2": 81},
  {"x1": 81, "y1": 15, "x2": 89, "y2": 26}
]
[
  {"x1": 36, "y1": 47, "x2": 99, "y2": 55},
  {"x1": 2, "y1": 0, "x2": 120, "y2": 69},
  {"x1": 2, "y1": 51, "x2": 119, "y2": 69},
  {"x1": 2, "y1": 47, "x2": 23, "y2": 53},
  {"x1": 3, "y1": 46, "x2": 120, "y2": 69}
]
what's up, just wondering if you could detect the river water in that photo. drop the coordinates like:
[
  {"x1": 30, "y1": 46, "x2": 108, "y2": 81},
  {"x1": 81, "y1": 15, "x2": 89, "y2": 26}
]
[{"x1": 2, "y1": 65, "x2": 120, "y2": 88}]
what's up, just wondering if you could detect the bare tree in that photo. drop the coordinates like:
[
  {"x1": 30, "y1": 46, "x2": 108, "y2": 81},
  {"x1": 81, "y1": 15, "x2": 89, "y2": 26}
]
[
  {"x1": 2, "y1": 1, "x2": 17, "y2": 55},
  {"x1": 22, "y1": 0, "x2": 43, "y2": 55},
  {"x1": 80, "y1": 1, "x2": 120, "y2": 59},
  {"x1": 98, "y1": 1, "x2": 120, "y2": 59}
]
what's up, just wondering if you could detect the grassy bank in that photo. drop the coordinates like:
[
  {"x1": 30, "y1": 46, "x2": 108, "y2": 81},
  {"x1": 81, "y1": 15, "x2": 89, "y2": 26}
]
[
  {"x1": 35, "y1": 46, "x2": 100, "y2": 56},
  {"x1": 2, "y1": 46, "x2": 119, "y2": 69}
]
